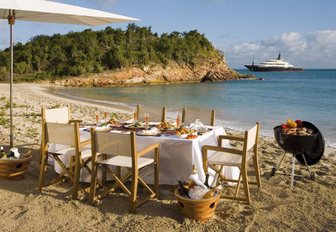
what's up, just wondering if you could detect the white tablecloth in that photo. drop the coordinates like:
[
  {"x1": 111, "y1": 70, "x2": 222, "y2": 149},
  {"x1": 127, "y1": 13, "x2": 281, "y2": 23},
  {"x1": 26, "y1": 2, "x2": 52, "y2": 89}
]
[{"x1": 51, "y1": 127, "x2": 240, "y2": 185}]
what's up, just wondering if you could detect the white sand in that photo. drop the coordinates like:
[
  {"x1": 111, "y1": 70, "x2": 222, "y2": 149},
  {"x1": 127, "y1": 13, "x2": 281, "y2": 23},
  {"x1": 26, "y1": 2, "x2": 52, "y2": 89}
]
[{"x1": 0, "y1": 83, "x2": 335, "y2": 231}]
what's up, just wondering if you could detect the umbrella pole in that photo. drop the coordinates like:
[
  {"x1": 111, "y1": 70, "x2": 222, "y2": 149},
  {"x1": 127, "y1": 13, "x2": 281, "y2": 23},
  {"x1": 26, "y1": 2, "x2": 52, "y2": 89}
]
[{"x1": 8, "y1": 11, "x2": 15, "y2": 148}]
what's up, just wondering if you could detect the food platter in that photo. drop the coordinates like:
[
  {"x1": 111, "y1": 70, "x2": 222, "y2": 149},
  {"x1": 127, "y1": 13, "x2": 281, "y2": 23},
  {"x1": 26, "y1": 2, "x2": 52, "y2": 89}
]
[
  {"x1": 136, "y1": 130, "x2": 161, "y2": 136},
  {"x1": 124, "y1": 122, "x2": 146, "y2": 129}
]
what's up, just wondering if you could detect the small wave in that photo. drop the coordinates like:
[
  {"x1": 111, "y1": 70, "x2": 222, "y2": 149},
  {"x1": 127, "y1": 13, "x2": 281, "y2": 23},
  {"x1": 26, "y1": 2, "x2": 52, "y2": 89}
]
[
  {"x1": 216, "y1": 119, "x2": 274, "y2": 138},
  {"x1": 55, "y1": 91, "x2": 135, "y2": 109},
  {"x1": 217, "y1": 119, "x2": 336, "y2": 148},
  {"x1": 325, "y1": 139, "x2": 336, "y2": 148}
]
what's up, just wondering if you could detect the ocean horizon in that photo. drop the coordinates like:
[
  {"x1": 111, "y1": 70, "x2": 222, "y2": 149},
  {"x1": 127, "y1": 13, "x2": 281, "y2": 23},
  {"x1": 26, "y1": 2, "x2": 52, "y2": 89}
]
[{"x1": 53, "y1": 69, "x2": 336, "y2": 148}]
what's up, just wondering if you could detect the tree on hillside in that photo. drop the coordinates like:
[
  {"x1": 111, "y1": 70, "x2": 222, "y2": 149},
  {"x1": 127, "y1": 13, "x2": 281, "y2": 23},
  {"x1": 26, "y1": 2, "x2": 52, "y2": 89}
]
[{"x1": 0, "y1": 23, "x2": 222, "y2": 81}]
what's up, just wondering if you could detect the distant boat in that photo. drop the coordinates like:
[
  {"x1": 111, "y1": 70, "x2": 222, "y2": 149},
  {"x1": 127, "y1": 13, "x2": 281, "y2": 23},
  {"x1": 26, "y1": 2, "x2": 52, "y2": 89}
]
[{"x1": 245, "y1": 53, "x2": 303, "y2": 72}]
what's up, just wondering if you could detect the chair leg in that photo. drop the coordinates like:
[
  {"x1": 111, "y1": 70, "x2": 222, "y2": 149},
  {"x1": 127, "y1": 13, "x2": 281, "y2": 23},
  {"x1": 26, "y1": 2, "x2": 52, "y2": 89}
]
[
  {"x1": 72, "y1": 155, "x2": 81, "y2": 200},
  {"x1": 38, "y1": 150, "x2": 48, "y2": 192},
  {"x1": 235, "y1": 171, "x2": 242, "y2": 197},
  {"x1": 241, "y1": 167, "x2": 250, "y2": 204},
  {"x1": 129, "y1": 172, "x2": 139, "y2": 213},
  {"x1": 154, "y1": 148, "x2": 159, "y2": 199},
  {"x1": 89, "y1": 163, "x2": 98, "y2": 205},
  {"x1": 253, "y1": 154, "x2": 262, "y2": 188}
]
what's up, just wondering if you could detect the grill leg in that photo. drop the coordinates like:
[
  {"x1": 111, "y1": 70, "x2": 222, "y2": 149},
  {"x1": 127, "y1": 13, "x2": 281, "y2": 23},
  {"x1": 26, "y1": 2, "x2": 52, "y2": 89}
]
[
  {"x1": 271, "y1": 151, "x2": 287, "y2": 176},
  {"x1": 291, "y1": 155, "x2": 295, "y2": 188},
  {"x1": 301, "y1": 154, "x2": 316, "y2": 180}
]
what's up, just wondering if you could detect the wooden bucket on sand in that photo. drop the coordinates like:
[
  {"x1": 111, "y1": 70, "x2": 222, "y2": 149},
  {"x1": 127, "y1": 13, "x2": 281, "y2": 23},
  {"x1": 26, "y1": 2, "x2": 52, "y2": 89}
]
[
  {"x1": 175, "y1": 189, "x2": 220, "y2": 222},
  {"x1": 0, "y1": 150, "x2": 32, "y2": 180}
]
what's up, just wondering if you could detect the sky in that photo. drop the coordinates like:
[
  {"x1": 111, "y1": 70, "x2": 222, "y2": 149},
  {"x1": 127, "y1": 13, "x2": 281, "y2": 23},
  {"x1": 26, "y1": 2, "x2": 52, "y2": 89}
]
[{"x1": 0, "y1": 0, "x2": 335, "y2": 69}]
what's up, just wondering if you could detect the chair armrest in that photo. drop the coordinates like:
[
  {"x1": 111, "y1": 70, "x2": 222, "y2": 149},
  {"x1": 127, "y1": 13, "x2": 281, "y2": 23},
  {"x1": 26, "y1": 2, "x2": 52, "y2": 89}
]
[
  {"x1": 79, "y1": 139, "x2": 91, "y2": 148},
  {"x1": 202, "y1": 145, "x2": 243, "y2": 156},
  {"x1": 137, "y1": 143, "x2": 160, "y2": 157},
  {"x1": 69, "y1": 119, "x2": 83, "y2": 123},
  {"x1": 219, "y1": 135, "x2": 245, "y2": 142}
]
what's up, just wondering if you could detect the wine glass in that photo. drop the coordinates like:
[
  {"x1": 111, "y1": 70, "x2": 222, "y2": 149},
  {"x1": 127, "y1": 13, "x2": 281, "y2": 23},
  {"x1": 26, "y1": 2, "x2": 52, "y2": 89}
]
[
  {"x1": 104, "y1": 112, "x2": 108, "y2": 123},
  {"x1": 133, "y1": 108, "x2": 138, "y2": 122},
  {"x1": 176, "y1": 112, "x2": 181, "y2": 128},
  {"x1": 95, "y1": 114, "x2": 99, "y2": 126},
  {"x1": 144, "y1": 113, "x2": 149, "y2": 130}
]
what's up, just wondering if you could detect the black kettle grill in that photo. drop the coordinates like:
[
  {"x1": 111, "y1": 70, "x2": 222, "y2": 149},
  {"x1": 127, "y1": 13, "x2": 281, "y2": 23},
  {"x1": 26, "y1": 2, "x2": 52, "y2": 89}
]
[{"x1": 272, "y1": 121, "x2": 325, "y2": 186}]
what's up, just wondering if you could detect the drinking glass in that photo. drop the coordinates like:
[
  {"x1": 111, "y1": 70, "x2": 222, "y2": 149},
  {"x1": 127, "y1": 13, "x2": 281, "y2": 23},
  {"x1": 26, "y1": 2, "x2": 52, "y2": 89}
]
[
  {"x1": 176, "y1": 112, "x2": 181, "y2": 128},
  {"x1": 133, "y1": 108, "x2": 138, "y2": 122},
  {"x1": 95, "y1": 114, "x2": 99, "y2": 126},
  {"x1": 104, "y1": 112, "x2": 108, "y2": 122},
  {"x1": 144, "y1": 113, "x2": 149, "y2": 130}
]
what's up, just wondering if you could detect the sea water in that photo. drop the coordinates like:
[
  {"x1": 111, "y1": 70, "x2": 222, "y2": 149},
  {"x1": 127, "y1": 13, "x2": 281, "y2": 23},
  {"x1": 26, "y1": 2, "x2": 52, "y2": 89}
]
[{"x1": 55, "y1": 69, "x2": 336, "y2": 147}]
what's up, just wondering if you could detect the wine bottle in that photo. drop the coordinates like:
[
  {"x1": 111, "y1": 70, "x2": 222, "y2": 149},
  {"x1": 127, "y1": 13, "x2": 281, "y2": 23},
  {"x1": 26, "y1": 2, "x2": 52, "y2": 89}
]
[
  {"x1": 203, "y1": 186, "x2": 219, "y2": 199},
  {"x1": 187, "y1": 165, "x2": 197, "y2": 188},
  {"x1": 204, "y1": 173, "x2": 210, "y2": 188},
  {"x1": 178, "y1": 181, "x2": 190, "y2": 198}
]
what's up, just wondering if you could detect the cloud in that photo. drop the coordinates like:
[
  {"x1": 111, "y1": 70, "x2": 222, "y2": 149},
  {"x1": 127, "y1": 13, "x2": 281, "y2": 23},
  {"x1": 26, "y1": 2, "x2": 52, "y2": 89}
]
[{"x1": 224, "y1": 30, "x2": 336, "y2": 68}]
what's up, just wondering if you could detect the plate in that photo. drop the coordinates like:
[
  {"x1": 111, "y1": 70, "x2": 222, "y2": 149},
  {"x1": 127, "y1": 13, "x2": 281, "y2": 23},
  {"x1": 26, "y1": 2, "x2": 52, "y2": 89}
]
[
  {"x1": 136, "y1": 130, "x2": 161, "y2": 136},
  {"x1": 124, "y1": 124, "x2": 146, "y2": 129},
  {"x1": 149, "y1": 122, "x2": 161, "y2": 126}
]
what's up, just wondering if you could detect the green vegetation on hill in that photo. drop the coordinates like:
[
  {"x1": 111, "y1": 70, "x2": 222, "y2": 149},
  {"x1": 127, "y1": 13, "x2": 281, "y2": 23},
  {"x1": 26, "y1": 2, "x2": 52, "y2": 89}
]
[{"x1": 0, "y1": 24, "x2": 223, "y2": 81}]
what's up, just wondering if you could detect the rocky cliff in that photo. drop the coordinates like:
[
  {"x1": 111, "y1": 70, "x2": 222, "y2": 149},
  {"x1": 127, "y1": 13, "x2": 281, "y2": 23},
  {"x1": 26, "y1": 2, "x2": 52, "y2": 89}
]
[{"x1": 54, "y1": 58, "x2": 254, "y2": 87}]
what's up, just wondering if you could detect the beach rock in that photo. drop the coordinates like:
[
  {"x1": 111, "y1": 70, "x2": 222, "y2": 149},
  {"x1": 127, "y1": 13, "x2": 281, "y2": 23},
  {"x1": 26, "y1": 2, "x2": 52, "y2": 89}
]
[{"x1": 54, "y1": 59, "x2": 255, "y2": 87}]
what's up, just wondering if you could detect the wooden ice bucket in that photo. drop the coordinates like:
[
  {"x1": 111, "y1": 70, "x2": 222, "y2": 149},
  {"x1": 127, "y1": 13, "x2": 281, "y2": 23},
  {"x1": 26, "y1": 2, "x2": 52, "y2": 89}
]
[
  {"x1": 175, "y1": 189, "x2": 220, "y2": 222},
  {"x1": 0, "y1": 150, "x2": 32, "y2": 180}
]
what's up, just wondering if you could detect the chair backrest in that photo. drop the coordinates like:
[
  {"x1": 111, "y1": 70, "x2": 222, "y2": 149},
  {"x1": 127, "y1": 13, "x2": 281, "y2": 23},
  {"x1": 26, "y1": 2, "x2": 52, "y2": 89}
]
[
  {"x1": 45, "y1": 122, "x2": 77, "y2": 146},
  {"x1": 182, "y1": 108, "x2": 215, "y2": 126},
  {"x1": 164, "y1": 108, "x2": 182, "y2": 124},
  {"x1": 43, "y1": 107, "x2": 70, "y2": 123},
  {"x1": 92, "y1": 131, "x2": 135, "y2": 157},
  {"x1": 244, "y1": 122, "x2": 260, "y2": 152},
  {"x1": 137, "y1": 105, "x2": 165, "y2": 122}
]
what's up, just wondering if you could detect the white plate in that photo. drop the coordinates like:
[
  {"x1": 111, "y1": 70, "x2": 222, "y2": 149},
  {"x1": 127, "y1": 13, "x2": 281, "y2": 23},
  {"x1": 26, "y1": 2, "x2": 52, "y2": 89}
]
[
  {"x1": 136, "y1": 130, "x2": 161, "y2": 136},
  {"x1": 124, "y1": 124, "x2": 146, "y2": 129}
]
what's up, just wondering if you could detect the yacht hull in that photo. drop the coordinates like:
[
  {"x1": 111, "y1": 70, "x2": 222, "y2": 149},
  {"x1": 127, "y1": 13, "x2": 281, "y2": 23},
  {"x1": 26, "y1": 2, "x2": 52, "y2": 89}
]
[{"x1": 245, "y1": 65, "x2": 304, "y2": 72}]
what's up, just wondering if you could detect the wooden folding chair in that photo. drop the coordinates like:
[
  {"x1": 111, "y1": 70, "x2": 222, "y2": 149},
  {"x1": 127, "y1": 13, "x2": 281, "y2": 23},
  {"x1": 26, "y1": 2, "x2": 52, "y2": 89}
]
[
  {"x1": 137, "y1": 105, "x2": 166, "y2": 123},
  {"x1": 38, "y1": 107, "x2": 91, "y2": 199},
  {"x1": 182, "y1": 108, "x2": 216, "y2": 126},
  {"x1": 202, "y1": 122, "x2": 261, "y2": 204},
  {"x1": 89, "y1": 129, "x2": 160, "y2": 213}
]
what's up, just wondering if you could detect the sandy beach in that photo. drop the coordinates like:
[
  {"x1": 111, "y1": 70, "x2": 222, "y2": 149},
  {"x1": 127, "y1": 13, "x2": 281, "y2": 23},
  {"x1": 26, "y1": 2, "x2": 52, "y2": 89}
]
[{"x1": 0, "y1": 83, "x2": 335, "y2": 231}]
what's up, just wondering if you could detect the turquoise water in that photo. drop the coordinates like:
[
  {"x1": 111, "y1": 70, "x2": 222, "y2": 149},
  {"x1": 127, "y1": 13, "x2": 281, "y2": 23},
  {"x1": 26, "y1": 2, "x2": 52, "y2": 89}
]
[{"x1": 56, "y1": 69, "x2": 336, "y2": 147}]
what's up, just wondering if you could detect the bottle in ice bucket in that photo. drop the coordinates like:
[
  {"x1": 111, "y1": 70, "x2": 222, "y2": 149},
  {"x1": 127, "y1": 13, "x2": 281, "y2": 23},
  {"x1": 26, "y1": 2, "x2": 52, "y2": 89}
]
[
  {"x1": 178, "y1": 181, "x2": 190, "y2": 198},
  {"x1": 188, "y1": 165, "x2": 197, "y2": 188},
  {"x1": 0, "y1": 146, "x2": 7, "y2": 159},
  {"x1": 204, "y1": 173, "x2": 210, "y2": 188},
  {"x1": 203, "y1": 186, "x2": 219, "y2": 199}
]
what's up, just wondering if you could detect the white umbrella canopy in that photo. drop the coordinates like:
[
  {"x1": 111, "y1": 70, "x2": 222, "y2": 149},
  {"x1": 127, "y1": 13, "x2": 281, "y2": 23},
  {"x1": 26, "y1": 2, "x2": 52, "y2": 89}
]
[
  {"x1": 0, "y1": 0, "x2": 139, "y2": 147},
  {"x1": 0, "y1": 0, "x2": 138, "y2": 25}
]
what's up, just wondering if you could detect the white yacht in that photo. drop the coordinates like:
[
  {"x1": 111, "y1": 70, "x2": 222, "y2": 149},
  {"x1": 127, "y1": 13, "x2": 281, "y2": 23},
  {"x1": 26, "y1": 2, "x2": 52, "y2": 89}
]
[{"x1": 245, "y1": 53, "x2": 303, "y2": 72}]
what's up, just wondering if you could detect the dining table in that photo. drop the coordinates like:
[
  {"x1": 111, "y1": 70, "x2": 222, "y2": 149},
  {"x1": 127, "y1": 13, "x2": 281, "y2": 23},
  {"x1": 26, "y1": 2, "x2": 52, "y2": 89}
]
[{"x1": 49, "y1": 122, "x2": 240, "y2": 185}]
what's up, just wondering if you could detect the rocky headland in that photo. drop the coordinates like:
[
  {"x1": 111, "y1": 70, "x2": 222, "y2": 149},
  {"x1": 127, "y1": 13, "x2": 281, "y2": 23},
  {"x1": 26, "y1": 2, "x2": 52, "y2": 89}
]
[{"x1": 54, "y1": 59, "x2": 254, "y2": 87}]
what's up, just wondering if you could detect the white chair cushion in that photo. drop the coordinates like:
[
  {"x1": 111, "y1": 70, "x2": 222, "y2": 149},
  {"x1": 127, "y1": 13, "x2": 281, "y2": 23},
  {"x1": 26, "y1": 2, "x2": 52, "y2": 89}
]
[
  {"x1": 50, "y1": 147, "x2": 92, "y2": 159},
  {"x1": 98, "y1": 156, "x2": 154, "y2": 169},
  {"x1": 208, "y1": 151, "x2": 253, "y2": 166}
]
